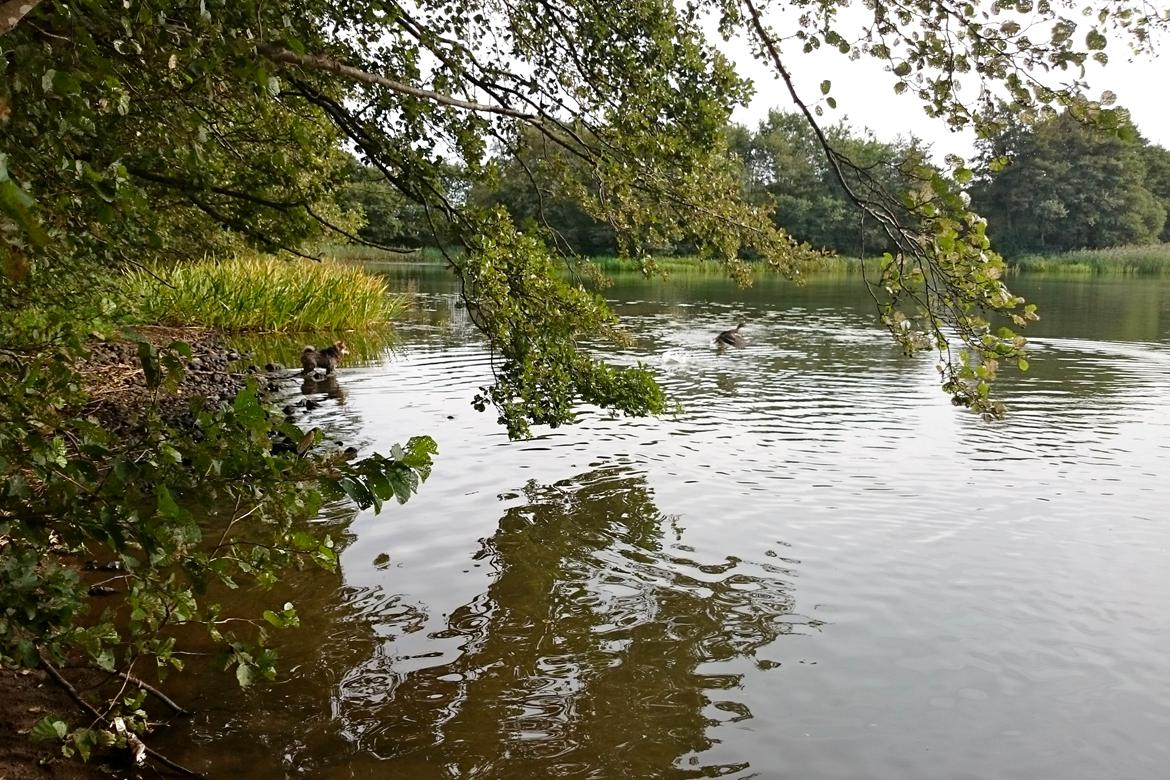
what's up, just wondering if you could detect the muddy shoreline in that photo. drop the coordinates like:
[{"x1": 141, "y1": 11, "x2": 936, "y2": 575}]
[{"x1": 80, "y1": 326, "x2": 290, "y2": 431}]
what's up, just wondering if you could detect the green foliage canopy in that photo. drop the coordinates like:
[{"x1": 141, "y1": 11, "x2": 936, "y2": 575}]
[
  {"x1": 730, "y1": 110, "x2": 932, "y2": 257},
  {"x1": 972, "y1": 111, "x2": 1169, "y2": 255}
]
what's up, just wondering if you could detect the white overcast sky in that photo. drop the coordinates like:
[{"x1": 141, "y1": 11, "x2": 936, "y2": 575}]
[{"x1": 719, "y1": 29, "x2": 1170, "y2": 162}]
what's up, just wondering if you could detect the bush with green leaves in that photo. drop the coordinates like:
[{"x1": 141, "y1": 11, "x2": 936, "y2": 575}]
[{"x1": 0, "y1": 295, "x2": 434, "y2": 766}]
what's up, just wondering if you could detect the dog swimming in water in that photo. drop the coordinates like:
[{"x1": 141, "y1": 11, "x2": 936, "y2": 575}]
[
  {"x1": 715, "y1": 322, "x2": 746, "y2": 349},
  {"x1": 301, "y1": 341, "x2": 348, "y2": 374}
]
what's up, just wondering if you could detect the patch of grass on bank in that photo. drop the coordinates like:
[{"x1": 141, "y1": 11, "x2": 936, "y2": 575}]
[
  {"x1": 125, "y1": 255, "x2": 404, "y2": 331},
  {"x1": 1009, "y1": 244, "x2": 1170, "y2": 275},
  {"x1": 325, "y1": 243, "x2": 872, "y2": 277},
  {"x1": 588, "y1": 255, "x2": 725, "y2": 274},
  {"x1": 322, "y1": 244, "x2": 450, "y2": 264},
  {"x1": 587, "y1": 254, "x2": 861, "y2": 276}
]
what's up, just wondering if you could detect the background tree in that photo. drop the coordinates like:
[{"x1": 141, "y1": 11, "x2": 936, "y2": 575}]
[
  {"x1": 732, "y1": 110, "x2": 932, "y2": 257},
  {"x1": 468, "y1": 126, "x2": 619, "y2": 257},
  {"x1": 337, "y1": 155, "x2": 451, "y2": 250},
  {"x1": 1140, "y1": 143, "x2": 1170, "y2": 243},
  {"x1": 971, "y1": 111, "x2": 1168, "y2": 255}
]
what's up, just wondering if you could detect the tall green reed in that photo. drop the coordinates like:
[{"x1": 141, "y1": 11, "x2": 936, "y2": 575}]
[{"x1": 125, "y1": 255, "x2": 405, "y2": 331}]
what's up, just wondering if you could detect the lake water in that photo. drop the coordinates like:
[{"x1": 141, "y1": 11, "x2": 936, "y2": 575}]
[{"x1": 159, "y1": 270, "x2": 1170, "y2": 779}]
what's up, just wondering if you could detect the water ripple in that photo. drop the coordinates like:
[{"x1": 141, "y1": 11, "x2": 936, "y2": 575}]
[{"x1": 159, "y1": 274, "x2": 1170, "y2": 780}]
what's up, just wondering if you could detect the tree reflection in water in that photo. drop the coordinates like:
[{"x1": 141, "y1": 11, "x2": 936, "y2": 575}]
[{"x1": 337, "y1": 467, "x2": 803, "y2": 777}]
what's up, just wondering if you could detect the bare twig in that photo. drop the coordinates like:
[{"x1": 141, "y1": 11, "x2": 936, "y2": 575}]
[{"x1": 110, "y1": 668, "x2": 192, "y2": 717}]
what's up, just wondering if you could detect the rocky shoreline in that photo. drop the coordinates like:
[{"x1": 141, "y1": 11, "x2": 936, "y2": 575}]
[{"x1": 80, "y1": 326, "x2": 291, "y2": 432}]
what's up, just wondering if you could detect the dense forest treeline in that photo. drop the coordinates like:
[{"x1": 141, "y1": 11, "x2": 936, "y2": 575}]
[
  {"x1": 344, "y1": 107, "x2": 1170, "y2": 259},
  {"x1": 971, "y1": 112, "x2": 1170, "y2": 254}
]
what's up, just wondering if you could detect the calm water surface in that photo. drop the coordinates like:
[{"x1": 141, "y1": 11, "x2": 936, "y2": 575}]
[{"x1": 160, "y1": 271, "x2": 1170, "y2": 779}]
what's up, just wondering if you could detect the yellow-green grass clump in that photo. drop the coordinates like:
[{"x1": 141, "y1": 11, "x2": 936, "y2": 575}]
[
  {"x1": 125, "y1": 255, "x2": 404, "y2": 331},
  {"x1": 1010, "y1": 244, "x2": 1170, "y2": 275}
]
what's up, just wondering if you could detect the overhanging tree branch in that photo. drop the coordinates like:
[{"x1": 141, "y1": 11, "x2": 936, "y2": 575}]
[
  {"x1": 126, "y1": 166, "x2": 418, "y2": 254},
  {"x1": 259, "y1": 44, "x2": 541, "y2": 122}
]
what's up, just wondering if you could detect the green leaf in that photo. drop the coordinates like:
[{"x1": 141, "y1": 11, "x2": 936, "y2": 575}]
[
  {"x1": 156, "y1": 486, "x2": 180, "y2": 519},
  {"x1": 136, "y1": 340, "x2": 160, "y2": 389},
  {"x1": 31, "y1": 717, "x2": 69, "y2": 742},
  {"x1": 72, "y1": 728, "x2": 98, "y2": 762},
  {"x1": 8, "y1": 474, "x2": 28, "y2": 497},
  {"x1": 0, "y1": 154, "x2": 49, "y2": 245},
  {"x1": 296, "y1": 429, "x2": 317, "y2": 457},
  {"x1": 236, "y1": 663, "x2": 256, "y2": 688},
  {"x1": 166, "y1": 340, "x2": 193, "y2": 359},
  {"x1": 93, "y1": 649, "x2": 116, "y2": 672}
]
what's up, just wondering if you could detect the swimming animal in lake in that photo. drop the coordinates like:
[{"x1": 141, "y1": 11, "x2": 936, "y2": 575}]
[
  {"x1": 715, "y1": 322, "x2": 746, "y2": 349},
  {"x1": 301, "y1": 340, "x2": 349, "y2": 374}
]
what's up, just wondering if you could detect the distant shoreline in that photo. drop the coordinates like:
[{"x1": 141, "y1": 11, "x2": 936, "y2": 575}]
[{"x1": 326, "y1": 243, "x2": 1170, "y2": 276}]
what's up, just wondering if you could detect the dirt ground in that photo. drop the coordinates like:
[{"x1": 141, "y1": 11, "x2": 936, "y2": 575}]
[{"x1": 0, "y1": 667, "x2": 114, "y2": 780}]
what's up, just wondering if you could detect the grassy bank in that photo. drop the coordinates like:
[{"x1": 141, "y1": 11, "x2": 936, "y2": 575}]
[
  {"x1": 322, "y1": 244, "x2": 450, "y2": 264},
  {"x1": 588, "y1": 247, "x2": 1170, "y2": 277},
  {"x1": 590, "y1": 254, "x2": 863, "y2": 276},
  {"x1": 325, "y1": 244, "x2": 857, "y2": 276},
  {"x1": 1008, "y1": 244, "x2": 1170, "y2": 275},
  {"x1": 125, "y1": 255, "x2": 405, "y2": 331},
  {"x1": 326, "y1": 239, "x2": 1170, "y2": 278}
]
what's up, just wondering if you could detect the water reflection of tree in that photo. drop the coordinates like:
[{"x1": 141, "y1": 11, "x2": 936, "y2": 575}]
[{"x1": 353, "y1": 467, "x2": 798, "y2": 777}]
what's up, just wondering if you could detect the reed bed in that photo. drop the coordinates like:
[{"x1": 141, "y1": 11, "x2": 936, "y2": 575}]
[
  {"x1": 1009, "y1": 244, "x2": 1170, "y2": 275},
  {"x1": 322, "y1": 239, "x2": 1170, "y2": 278},
  {"x1": 325, "y1": 243, "x2": 867, "y2": 277},
  {"x1": 587, "y1": 255, "x2": 726, "y2": 274},
  {"x1": 125, "y1": 255, "x2": 405, "y2": 331}
]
